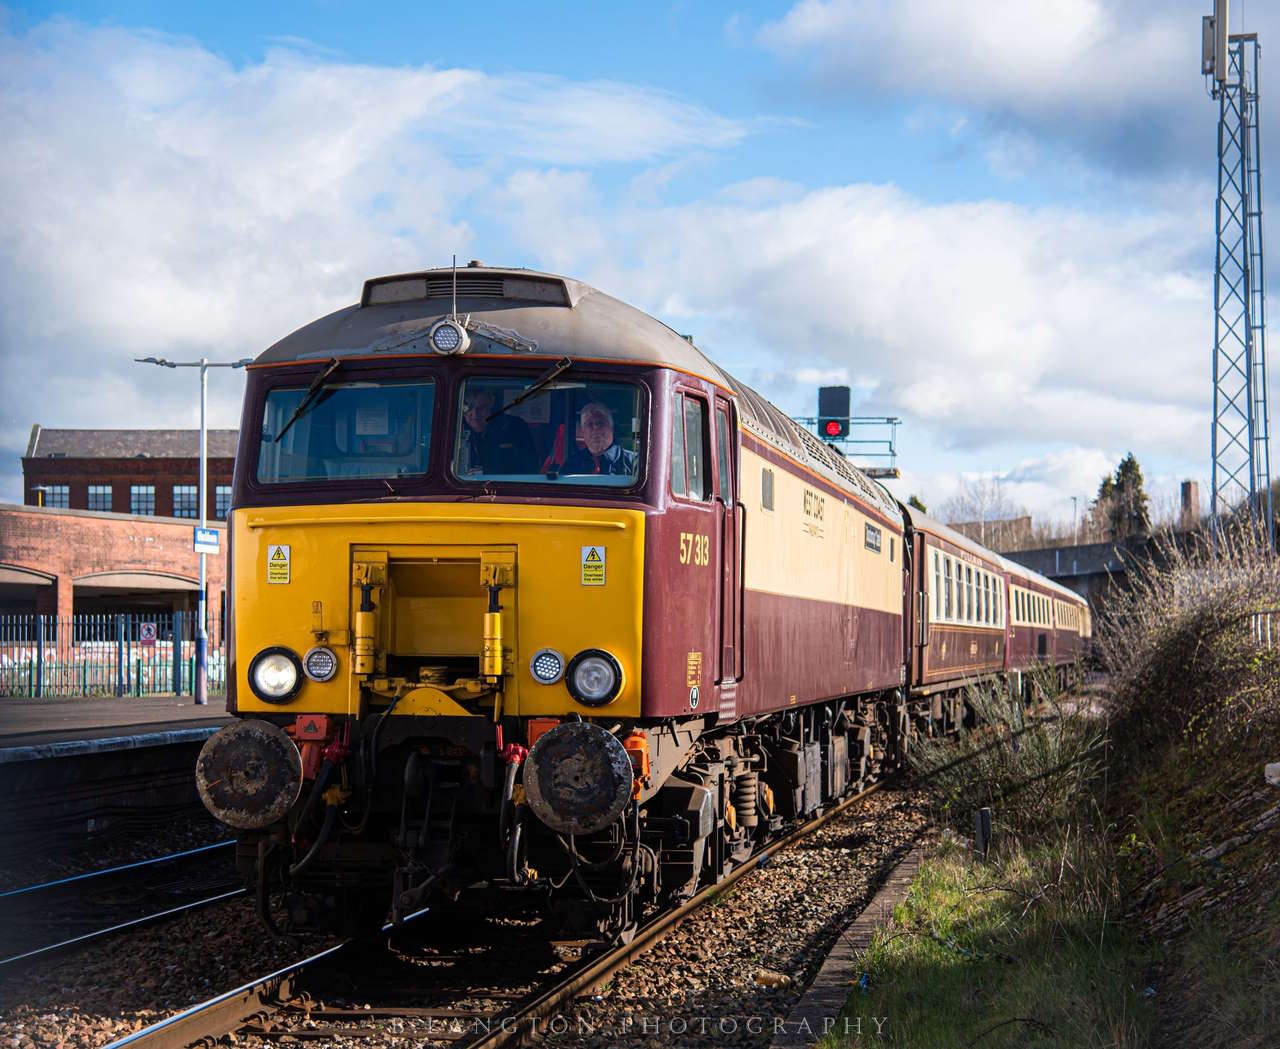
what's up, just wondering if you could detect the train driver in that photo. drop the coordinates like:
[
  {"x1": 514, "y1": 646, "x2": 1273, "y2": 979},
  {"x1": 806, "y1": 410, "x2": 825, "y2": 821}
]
[
  {"x1": 562, "y1": 401, "x2": 638, "y2": 477},
  {"x1": 458, "y1": 387, "x2": 538, "y2": 476}
]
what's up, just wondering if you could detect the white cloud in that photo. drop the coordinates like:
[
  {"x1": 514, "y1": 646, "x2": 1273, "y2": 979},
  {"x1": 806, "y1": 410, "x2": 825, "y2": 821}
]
[
  {"x1": 755, "y1": 0, "x2": 1222, "y2": 174},
  {"x1": 570, "y1": 182, "x2": 1212, "y2": 462},
  {"x1": 0, "y1": 14, "x2": 1220, "y2": 524},
  {"x1": 0, "y1": 19, "x2": 749, "y2": 501}
]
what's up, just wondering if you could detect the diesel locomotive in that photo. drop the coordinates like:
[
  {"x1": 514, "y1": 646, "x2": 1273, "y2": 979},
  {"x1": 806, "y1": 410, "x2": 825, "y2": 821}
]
[{"x1": 195, "y1": 263, "x2": 1090, "y2": 941}]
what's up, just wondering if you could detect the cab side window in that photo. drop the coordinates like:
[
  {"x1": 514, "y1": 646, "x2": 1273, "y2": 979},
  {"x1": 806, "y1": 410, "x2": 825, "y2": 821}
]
[
  {"x1": 670, "y1": 391, "x2": 711, "y2": 501},
  {"x1": 683, "y1": 395, "x2": 710, "y2": 499},
  {"x1": 671, "y1": 394, "x2": 688, "y2": 496},
  {"x1": 715, "y1": 406, "x2": 733, "y2": 502}
]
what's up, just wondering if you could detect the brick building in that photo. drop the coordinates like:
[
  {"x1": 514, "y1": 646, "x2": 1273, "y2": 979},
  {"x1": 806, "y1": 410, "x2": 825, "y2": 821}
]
[
  {"x1": 2, "y1": 426, "x2": 238, "y2": 624},
  {"x1": 23, "y1": 426, "x2": 238, "y2": 520},
  {"x1": 0, "y1": 503, "x2": 228, "y2": 624}
]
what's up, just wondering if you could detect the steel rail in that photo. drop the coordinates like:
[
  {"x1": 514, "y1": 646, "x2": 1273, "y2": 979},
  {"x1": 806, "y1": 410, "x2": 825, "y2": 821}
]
[
  {"x1": 99, "y1": 782, "x2": 885, "y2": 1049},
  {"x1": 106, "y1": 941, "x2": 352, "y2": 1049},
  {"x1": 0, "y1": 841, "x2": 235, "y2": 899},
  {"x1": 103, "y1": 904, "x2": 434, "y2": 1049},
  {"x1": 0, "y1": 888, "x2": 246, "y2": 969},
  {"x1": 464, "y1": 778, "x2": 886, "y2": 1048}
]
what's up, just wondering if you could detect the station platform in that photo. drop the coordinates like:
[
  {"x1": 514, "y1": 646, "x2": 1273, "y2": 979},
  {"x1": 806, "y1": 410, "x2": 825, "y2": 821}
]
[{"x1": 0, "y1": 695, "x2": 233, "y2": 763}]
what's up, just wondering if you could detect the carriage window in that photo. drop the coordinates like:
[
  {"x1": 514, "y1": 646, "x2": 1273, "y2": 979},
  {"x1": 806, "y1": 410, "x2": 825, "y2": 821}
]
[
  {"x1": 944, "y1": 555, "x2": 953, "y2": 620},
  {"x1": 965, "y1": 566, "x2": 973, "y2": 622},
  {"x1": 455, "y1": 375, "x2": 642, "y2": 487},
  {"x1": 258, "y1": 380, "x2": 435, "y2": 483},
  {"x1": 954, "y1": 560, "x2": 963, "y2": 621},
  {"x1": 933, "y1": 552, "x2": 941, "y2": 620}
]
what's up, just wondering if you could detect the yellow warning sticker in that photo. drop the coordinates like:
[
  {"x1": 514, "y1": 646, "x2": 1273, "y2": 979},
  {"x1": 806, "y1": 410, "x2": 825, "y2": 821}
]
[
  {"x1": 686, "y1": 651, "x2": 702, "y2": 688},
  {"x1": 267, "y1": 544, "x2": 291, "y2": 584},
  {"x1": 580, "y1": 545, "x2": 605, "y2": 586}
]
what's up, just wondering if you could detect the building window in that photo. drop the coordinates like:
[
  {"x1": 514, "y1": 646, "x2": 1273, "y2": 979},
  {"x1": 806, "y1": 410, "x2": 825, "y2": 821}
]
[
  {"x1": 88, "y1": 484, "x2": 112, "y2": 511},
  {"x1": 215, "y1": 485, "x2": 232, "y2": 520},
  {"x1": 172, "y1": 485, "x2": 198, "y2": 518},
  {"x1": 131, "y1": 485, "x2": 155, "y2": 515},
  {"x1": 40, "y1": 485, "x2": 69, "y2": 508}
]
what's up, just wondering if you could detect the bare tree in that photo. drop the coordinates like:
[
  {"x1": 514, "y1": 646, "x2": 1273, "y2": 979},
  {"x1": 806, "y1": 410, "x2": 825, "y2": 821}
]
[{"x1": 938, "y1": 475, "x2": 1029, "y2": 548}]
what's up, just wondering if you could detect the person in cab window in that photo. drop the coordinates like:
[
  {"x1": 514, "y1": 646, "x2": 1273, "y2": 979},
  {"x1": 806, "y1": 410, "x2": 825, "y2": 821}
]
[
  {"x1": 460, "y1": 387, "x2": 537, "y2": 475},
  {"x1": 562, "y1": 401, "x2": 637, "y2": 477}
]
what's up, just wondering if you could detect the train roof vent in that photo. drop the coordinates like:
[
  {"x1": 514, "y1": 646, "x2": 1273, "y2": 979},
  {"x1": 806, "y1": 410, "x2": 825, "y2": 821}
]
[{"x1": 361, "y1": 270, "x2": 574, "y2": 308}]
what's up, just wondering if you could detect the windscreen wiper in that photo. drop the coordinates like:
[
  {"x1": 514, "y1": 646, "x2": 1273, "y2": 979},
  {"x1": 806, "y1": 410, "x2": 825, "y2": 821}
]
[
  {"x1": 274, "y1": 357, "x2": 342, "y2": 443},
  {"x1": 486, "y1": 356, "x2": 572, "y2": 423}
]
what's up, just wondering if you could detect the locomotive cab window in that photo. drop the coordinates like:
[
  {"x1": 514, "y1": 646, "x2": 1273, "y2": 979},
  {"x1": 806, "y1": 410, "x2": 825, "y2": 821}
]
[
  {"x1": 258, "y1": 379, "x2": 435, "y2": 483},
  {"x1": 715, "y1": 405, "x2": 734, "y2": 502},
  {"x1": 454, "y1": 375, "x2": 643, "y2": 487},
  {"x1": 670, "y1": 391, "x2": 711, "y2": 500}
]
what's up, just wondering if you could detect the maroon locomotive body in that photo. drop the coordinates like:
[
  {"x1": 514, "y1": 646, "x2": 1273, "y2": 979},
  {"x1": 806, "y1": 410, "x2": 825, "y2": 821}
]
[{"x1": 199, "y1": 264, "x2": 1089, "y2": 940}]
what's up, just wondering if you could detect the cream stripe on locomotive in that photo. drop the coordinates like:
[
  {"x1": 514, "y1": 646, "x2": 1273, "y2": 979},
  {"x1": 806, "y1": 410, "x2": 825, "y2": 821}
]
[{"x1": 739, "y1": 445, "x2": 902, "y2": 616}]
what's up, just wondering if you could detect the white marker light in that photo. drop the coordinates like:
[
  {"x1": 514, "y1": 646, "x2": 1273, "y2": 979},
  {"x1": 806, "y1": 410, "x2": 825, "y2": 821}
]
[
  {"x1": 429, "y1": 319, "x2": 470, "y2": 355},
  {"x1": 303, "y1": 646, "x2": 339, "y2": 682},
  {"x1": 529, "y1": 648, "x2": 565, "y2": 684}
]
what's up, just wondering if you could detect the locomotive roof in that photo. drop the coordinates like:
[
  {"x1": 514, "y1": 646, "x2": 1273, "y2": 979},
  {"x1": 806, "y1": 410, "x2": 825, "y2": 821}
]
[{"x1": 254, "y1": 265, "x2": 901, "y2": 525}]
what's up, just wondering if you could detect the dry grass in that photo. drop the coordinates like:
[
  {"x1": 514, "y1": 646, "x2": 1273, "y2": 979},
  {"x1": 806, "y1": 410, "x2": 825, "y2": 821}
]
[
  {"x1": 907, "y1": 672, "x2": 1107, "y2": 838},
  {"x1": 1097, "y1": 520, "x2": 1280, "y2": 749}
]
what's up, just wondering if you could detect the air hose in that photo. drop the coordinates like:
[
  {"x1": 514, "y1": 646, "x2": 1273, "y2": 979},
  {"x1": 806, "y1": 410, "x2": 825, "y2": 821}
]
[{"x1": 289, "y1": 804, "x2": 337, "y2": 878}]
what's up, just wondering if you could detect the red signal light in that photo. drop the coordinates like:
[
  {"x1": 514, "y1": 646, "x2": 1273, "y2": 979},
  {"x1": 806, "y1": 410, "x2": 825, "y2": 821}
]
[{"x1": 824, "y1": 420, "x2": 841, "y2": 437}]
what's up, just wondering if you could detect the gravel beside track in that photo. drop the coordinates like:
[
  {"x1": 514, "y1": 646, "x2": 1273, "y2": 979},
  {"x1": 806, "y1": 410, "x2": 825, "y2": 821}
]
[
  {"x1": 0, "y1": 896, "x2": 337, "y2": 1048},
  {"x1": 553, "y1": 786, "x2": 928, "y2": 1048}
]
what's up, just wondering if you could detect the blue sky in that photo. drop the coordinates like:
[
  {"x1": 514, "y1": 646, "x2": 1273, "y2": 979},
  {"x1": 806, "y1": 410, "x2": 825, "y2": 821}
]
[{"x1": 0, "y1": 1, "x2": 1269, "y2": 524}]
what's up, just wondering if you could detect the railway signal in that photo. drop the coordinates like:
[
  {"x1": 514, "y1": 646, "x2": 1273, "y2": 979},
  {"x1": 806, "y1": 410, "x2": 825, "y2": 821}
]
[{"x1": 818, "y1": 385, "x2": 851, "y2": 439}]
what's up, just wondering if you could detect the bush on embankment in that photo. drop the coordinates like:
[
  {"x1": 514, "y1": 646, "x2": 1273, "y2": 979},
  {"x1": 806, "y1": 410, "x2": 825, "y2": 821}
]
[
  {"x1": 831, "y1": 521, "x2": 1279, "y2": 1048},
  {"x1": 1097, "y1": 520, "x2": 1280, "y2": 748},
  {"x1": 1097, "y1": 520, "x2": 1279, "y2": 1047},
  {"x1": 825, "y1": 675, "x2": 1147, "y2": 1047}
]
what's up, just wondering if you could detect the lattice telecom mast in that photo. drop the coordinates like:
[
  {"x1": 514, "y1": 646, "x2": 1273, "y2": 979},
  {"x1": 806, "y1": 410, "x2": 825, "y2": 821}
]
[{"x1": 1204, "y1": 1, "x2": 1274, "y2": 546}]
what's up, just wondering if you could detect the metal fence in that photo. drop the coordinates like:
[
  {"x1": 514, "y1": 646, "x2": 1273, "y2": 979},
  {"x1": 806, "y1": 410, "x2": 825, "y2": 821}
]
[{"x1": 0, "y1": 611, "x2": 226, "y2": 698}]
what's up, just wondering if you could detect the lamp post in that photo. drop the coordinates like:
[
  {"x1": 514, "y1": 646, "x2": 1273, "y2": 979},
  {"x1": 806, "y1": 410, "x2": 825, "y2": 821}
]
[
  {"x1": 1072, "y1": 496, "x2": 1079, "y2": 546},
  {"x1": 135, "y1": 355, "x2": 251, "y2": 705}
]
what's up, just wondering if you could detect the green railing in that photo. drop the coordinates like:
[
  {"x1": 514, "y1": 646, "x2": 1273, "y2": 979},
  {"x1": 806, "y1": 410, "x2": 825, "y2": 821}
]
[{"x1": 0, "y1": 612, "x2": 226, "y2": 698}]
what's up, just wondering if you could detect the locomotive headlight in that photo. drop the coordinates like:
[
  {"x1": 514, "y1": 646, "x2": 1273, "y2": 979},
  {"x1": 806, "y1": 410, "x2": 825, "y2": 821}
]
[
  {"x1": 249, "y1": 647, "x2": 303, "y2": 703},
  {"x1": 529, "y1": 648, "x2": 565, "y2": 684},
  {"x1": 566, "y1": 649, "x2": 623, "y2": 706},
  {"x1": 428, "y1": 318, "x2": 470, "y2": 355},
  {"x1": 303, "y1": 645, "x2": 339, "y2": 682}
]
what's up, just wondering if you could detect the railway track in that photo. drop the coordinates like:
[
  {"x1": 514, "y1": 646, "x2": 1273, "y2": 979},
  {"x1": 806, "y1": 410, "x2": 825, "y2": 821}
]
[
  {"x1": 0, "y1": 841, "x2": 241, "y2": 969},
  {"x1": 106, "y1": 781, "x2": 888, "y2": 1049}
]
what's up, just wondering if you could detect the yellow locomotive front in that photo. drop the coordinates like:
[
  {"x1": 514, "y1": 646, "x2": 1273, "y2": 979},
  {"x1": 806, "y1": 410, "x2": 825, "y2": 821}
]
[{"x1": 196, "y1": 268, "x2": 673, "y2": 934}]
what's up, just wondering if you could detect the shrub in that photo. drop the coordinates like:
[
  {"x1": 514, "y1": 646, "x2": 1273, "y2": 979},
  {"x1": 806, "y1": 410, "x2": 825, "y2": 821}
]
[
  {"x1": 1097, "y1": 520, "x2": 1280, "y2": 749},
  {"x1": 907, "y1": 671, "x2": 1107, "y2": 838}
]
